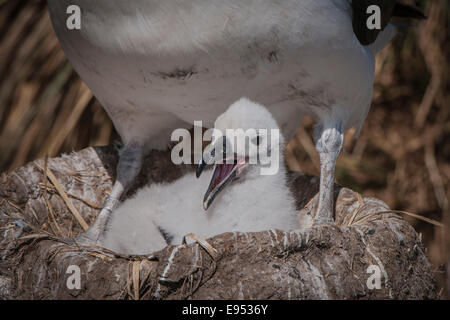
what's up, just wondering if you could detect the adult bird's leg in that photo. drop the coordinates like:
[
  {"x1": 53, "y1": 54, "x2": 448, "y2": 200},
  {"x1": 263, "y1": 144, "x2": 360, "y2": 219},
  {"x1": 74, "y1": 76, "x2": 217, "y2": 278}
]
[
  {"x1": 77, "y1": 141, "x2": 144, "y2": 245},
  {"x1": 313, "y1": 122, "x2": 344, "y2": 226}
]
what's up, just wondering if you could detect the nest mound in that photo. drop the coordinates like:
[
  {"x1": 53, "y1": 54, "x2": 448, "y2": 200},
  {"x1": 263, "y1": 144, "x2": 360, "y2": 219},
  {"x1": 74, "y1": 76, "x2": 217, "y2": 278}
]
[{"x1": 0, "y1": 146, "x2": 437, "y2": 299}]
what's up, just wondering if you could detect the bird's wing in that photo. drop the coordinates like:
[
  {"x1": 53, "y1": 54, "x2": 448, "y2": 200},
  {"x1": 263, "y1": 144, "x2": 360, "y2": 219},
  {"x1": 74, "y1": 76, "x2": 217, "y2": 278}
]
[{"x1": 352, "y1": 0, "x2": 425, "y2": 46}]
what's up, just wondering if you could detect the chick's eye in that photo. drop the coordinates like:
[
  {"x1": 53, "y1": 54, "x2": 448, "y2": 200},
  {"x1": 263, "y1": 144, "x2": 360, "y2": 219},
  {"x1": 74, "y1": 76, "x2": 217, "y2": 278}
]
[{"x1": 252, "y1": 136, "x2": 262, "y2": 146}]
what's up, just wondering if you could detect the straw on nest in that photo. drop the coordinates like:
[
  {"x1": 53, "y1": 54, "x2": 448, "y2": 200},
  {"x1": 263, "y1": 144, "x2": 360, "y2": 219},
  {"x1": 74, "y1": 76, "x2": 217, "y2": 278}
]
[{"x1": 0, "y1": 146, "x2": 438, "y2": 299}]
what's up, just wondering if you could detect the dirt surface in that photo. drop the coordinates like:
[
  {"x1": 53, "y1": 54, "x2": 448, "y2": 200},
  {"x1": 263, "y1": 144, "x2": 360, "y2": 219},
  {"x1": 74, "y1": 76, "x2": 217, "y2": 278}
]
[{"x1": 0, "y1": 146, "x2": 438, "y2": 299}]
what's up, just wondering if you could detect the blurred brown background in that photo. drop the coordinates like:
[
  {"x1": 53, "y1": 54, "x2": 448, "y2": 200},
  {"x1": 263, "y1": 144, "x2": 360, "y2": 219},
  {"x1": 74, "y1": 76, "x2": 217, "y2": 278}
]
[{"x1": 0, "y1": 0, "x2": 448, "y2": 296}]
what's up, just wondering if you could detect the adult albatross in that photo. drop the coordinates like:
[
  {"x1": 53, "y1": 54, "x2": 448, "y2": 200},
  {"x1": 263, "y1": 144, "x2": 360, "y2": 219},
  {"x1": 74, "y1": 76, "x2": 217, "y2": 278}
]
[{"x1": 47, "y1": 0, "x2": 424, "y2": 242}]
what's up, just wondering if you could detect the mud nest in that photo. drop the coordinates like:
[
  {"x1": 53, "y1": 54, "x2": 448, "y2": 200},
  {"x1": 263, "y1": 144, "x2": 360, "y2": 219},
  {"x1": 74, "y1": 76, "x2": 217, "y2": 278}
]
[{"x1": 0, "y1": 146, "x2": 438, "y2": 299}]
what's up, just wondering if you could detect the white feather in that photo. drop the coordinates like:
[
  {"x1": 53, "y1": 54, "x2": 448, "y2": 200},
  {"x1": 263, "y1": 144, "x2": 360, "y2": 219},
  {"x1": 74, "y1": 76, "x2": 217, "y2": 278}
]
[
  {"x1": 100, "y1": 99, "x2": 299, "y2": 255},
  {"x1": 47, "y1": 0, "x2": 390, "y2": 147}
]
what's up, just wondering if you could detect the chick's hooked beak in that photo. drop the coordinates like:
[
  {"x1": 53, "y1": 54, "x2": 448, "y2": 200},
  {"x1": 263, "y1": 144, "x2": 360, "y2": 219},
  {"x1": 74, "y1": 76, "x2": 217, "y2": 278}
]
[{"x1": 196, "y1": 136, "x2": 248, "y2": 211}]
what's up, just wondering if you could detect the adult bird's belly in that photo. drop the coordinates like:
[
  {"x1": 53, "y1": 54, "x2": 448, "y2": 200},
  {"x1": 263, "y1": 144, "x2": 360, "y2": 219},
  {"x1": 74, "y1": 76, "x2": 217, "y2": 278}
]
[{"x1": 48, "y1": 0, "x2": 370, "y2": 143}]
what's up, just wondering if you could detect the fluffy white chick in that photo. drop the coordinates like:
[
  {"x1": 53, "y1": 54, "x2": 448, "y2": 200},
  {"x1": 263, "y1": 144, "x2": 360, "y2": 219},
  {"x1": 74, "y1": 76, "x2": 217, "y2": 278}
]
[{"x1": 99, "y1": 98, "x2": 299, "y2": 255}]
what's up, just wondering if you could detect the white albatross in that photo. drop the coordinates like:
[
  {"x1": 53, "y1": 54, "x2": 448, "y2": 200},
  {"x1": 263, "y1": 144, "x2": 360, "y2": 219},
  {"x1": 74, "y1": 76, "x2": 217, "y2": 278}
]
[
  {"x1": 47, "y1": 1, "x2": 425, "y2": 243},
  {"x1": 99, "y1": 98, "x2": 299, "y2": 255}
]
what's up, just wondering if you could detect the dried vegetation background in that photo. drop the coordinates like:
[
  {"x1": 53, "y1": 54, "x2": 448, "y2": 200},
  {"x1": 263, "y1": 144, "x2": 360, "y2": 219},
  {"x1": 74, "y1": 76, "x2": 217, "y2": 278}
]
[{"x1": 0, "y1": 0, "x2": 448, "y2": 296}]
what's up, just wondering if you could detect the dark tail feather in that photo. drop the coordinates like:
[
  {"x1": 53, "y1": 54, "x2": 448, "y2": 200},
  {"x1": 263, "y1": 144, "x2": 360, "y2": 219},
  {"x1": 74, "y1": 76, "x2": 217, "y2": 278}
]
[{"x1": 393, "y1": 3, "x2": 427, "y2": 19}]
